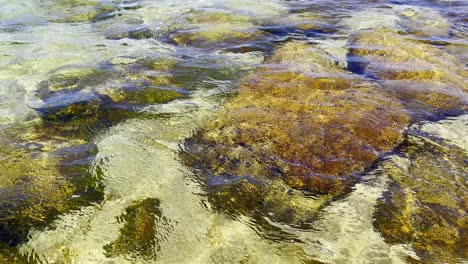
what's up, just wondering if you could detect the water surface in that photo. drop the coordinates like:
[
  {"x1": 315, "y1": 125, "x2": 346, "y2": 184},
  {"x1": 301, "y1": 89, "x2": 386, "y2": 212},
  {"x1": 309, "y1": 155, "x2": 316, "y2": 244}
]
[{"x1": 0, "y1": 0, "x2": 467, "y2": 263}]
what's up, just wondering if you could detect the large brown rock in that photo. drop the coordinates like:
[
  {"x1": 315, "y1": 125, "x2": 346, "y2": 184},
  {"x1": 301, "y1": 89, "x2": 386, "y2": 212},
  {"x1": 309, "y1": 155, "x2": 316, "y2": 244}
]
[{"x1": 182, "y1": 41, "x2": 410, "y2": 224}]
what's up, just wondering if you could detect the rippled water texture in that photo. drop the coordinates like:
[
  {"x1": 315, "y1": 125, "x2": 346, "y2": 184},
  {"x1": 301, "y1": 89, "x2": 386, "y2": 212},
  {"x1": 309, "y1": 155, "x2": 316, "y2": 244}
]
[{"x1": 0, "y1": 0, "x2": 467, "y2": 263}]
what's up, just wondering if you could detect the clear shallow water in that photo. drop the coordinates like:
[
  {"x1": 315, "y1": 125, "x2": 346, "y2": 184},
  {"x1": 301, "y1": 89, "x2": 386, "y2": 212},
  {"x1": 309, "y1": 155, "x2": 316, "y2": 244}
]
[{"x1": 0, "y1": 0, "x2": 467, "y2": 263}]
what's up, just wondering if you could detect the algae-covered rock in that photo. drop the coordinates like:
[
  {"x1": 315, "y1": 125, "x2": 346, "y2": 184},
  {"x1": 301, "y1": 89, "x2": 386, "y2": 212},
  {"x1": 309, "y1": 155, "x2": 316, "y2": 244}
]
[
  {"x1": 0, "y1": 58, "x2": 186, "y2": 247},
  {"x1": 0, "y1": 137, "x2": 103, "y2": 246},
  {"x1": 265, "y1": 11, "x2": 336, "y2": 35},
  {"x1": 104, "y1": 25, "x2": 154, "y2": 40},
  {"x1": 36, "y1": 66, "x2": 112, "y2": 100},
  {"x1": 397, "y1": 6, "x2": 452, "y2": 38},
  {"x1": 374, "y1": 130, "x2": 468, "y2": 263},
  {"x1": 0, "y1": 241, "x2": 29, "y2": 264},
  {"x1": 104, "y1": 198, "x2": 172, "y2": 261},
  {"x1": 170, "y1": 11, "x2": 262, "y2": 49},
  {"x1": 206, "y1": 178, "x2": 333, "y2": 229},
  {"x1": 51, "y1": 0, "x2": 116, "y2": 23},
  {"x1": 348, "y1": 29, "x2": 467, "y2": 116},
  {"x1": 348, "y1": 29, "x2": 465, "y2": 83},
  {"x1": 182, "y1": 41, "x2": 410, "y2": 224},
  {"x1": 106, "y1": 87, "x2": 185, "y2": 105}
]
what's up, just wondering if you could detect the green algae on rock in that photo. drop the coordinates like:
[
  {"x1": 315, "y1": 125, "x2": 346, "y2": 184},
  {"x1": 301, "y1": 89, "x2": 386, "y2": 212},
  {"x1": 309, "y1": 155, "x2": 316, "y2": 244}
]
[
  {"x1": 104, "y1": 198, "x2": 172, "y2": 261},
  {"x1": 182, "y1": 41, "x2": 410, "y2": 225},
  {"x1": 374, "y1": 129, "x2": 468, "y2": 263},
  {"x1": 106, "y1": 87, "x2": 185, "y2": 105}
]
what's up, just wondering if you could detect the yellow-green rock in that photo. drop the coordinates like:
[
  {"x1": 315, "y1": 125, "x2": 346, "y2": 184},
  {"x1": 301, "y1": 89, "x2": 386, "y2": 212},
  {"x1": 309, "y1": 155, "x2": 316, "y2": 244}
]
[
  {"x1": 0, "y1": 241, "x2": 29, "y2": 264},
  {"x1": 207, "y1": 179, "x2": 333, "y2": 228},
  {"x1": 348, "y1": 29, "x2": 465, "y2": 83},
  {"x1": 36, "y1": 66, "x2": 111, "y2": 100},
  {"x1": 374, "y1": 133, "x2": 468, "y2": 263}
]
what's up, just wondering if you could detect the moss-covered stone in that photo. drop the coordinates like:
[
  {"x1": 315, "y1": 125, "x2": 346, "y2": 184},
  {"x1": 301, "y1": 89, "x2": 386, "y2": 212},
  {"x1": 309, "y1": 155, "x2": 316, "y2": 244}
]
[
  {"x1": 182, "y1": 41, "x2": 410, "y2": 224},
  {"x1": 37, "y1": 87, "x2": 184, "y2": 124},
  {"x1": 374, "y1": 132, "x2": 468, "y2": 263},
  {"x1": 104, "y1": 198, "x2": 172, "y2": 261},
  {"x1": 106, "y1": 27, "x2": 154, "y2": 40},
  {"x1": 170, "y1": 11, "x2": 262, "y2": 49},
  {"x1": 206, "y1": 178, "x2": 333, "y2": 229}
]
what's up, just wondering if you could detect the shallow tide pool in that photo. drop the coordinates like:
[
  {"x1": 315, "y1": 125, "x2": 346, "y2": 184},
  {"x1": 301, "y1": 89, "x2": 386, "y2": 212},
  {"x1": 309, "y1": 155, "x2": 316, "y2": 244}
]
[{"x1": 0, "y1": 0, "x2": 467, "y2": 263}]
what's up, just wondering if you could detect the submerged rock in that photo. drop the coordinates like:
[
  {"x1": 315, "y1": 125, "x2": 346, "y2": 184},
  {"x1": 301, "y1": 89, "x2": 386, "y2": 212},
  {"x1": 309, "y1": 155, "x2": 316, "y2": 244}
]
[
  {"x1": 106, "y1": 87, "x2": 185, "y2": 105},
  {"x1": 348, "y1": 29, "x2": 465, "y2": 83},
  {"x1": 182, "y1": 41, "x2": 410, "y2": 225},
  {"x1": 0, "y1": 241, "x2": 29, "y2": 264},
  {"x1": 104, "y1": 198, "x2": 172, "y2": 261},
  {"x1": 0, "y1": 134, "x2": 103, "y2": 246},
  {"x1": 374, "y1": 126, "x2": 468, "y2": 263},
  {"x1": 36, "y1": 66, "x2": 109, "y2": 100},
  {"x1": 348, "y1": 29, "x2": 467, "y2": 117},
  {"x1": 170, "y1": 11, "x2": 262, "y2": 49},
  {"x1": 0, "y1": 48, "x2": 255, "y2": 248},
  {"x1": 264, "y1": 11, "x2": 337, "y2": 37},
  {"x1": 206, "y1": 178, "x2": 333, "y2": 229},
  {"x1": 397, "y1": 6, "x2": 452, "y2": 38},
  {"x1": 50, "y1": 0, "x2": 117, "y2": 23}
]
